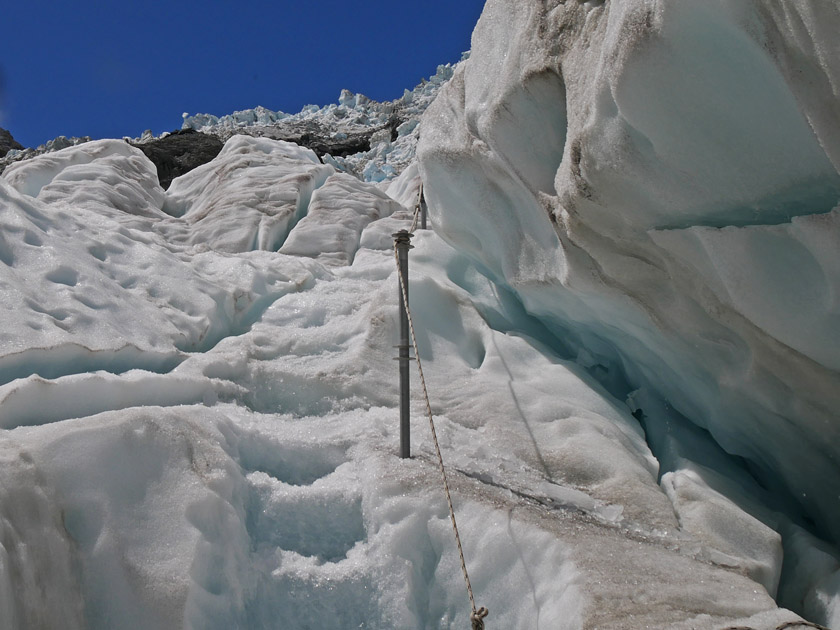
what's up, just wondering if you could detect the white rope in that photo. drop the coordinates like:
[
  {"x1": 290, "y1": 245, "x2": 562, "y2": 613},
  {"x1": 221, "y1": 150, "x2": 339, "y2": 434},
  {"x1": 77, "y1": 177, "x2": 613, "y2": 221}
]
[
  {"x1": 410, "y1": 203, "x2": 421, "y2": 233},
  {"x1": 393, "y1": 243, "x2": 488, "y2": 629},
  {"x1": 409, "y1": 182, "x2": 423, "y2": 233},
  {"x1": 408, "y1": 181, "x2": 427, "y2": 233}
]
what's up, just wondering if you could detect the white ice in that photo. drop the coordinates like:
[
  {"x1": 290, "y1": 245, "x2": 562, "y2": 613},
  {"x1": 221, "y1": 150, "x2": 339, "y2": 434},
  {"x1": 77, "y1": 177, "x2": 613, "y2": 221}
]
[
  {"x1": 0, "y1": 130, "x2": 822, "y2": 629},
  {"x1": 1, "y1": 1, "x2": 839, "y2": 627},
  {"x1": 419, "y1": 2, "x2": 840, "y2": 625}
]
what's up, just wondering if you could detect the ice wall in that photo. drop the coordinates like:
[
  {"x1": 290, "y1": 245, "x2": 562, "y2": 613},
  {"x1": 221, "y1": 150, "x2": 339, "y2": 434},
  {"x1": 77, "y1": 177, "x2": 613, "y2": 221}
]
[
  {"x1": 0, "y1": 112, "x2": 829, "y2": 627},
  {"x1": 418, "y1": 0, "x2": 840, "y2": 549}
]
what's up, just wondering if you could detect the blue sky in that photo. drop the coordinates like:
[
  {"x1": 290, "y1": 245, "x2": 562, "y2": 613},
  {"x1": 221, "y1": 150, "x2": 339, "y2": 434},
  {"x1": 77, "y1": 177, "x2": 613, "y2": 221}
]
[{"x1": 2, "y1": 1, "x2": 485, "y2": 148}]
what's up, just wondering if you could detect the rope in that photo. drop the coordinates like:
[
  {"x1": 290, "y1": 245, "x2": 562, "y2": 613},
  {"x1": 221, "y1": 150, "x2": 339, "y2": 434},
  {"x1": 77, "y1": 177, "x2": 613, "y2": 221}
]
[
  {"x1": 410, "y1": 182, "x2": 423, "y2": 233},
  {"x1": 721, "y1": 621, "x2": 830, "y2": 630},
  {"x1": 410, "y1": 203, "x2": 421, "y2": 233},
  {"x1": 393, "y1": 242, "x2": 488, "y2": 629}
]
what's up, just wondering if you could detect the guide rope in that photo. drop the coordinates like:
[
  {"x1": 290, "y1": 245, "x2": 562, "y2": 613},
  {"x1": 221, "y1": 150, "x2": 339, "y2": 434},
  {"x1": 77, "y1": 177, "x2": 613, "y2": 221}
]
[
  {"x1": 393, "y1": 212, "x2": 488, "y2": 628},
  {"x1": 721, "y1": 620, "x2": 831, "y2": 630},
  {"x1": 409, "y1": 182, "x2": 423, "y2": 233}
]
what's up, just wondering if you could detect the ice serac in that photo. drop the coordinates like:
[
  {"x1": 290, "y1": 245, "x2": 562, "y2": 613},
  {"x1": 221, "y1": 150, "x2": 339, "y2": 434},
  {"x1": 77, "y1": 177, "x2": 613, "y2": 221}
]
[
  {"x1": 280, "y1": 172, "x2": 403, "y2": 266},
  {"x1": 418, "y1": 0, "x2": 840, "y2": 595},
  {"x1": 162, "y1": 135, "x2": 333, "y2": 252}
]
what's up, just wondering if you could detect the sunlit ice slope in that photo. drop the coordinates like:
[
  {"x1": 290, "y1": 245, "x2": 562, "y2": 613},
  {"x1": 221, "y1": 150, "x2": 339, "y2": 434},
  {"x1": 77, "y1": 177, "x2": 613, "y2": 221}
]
[
  {"x1": 2, "y1": 2, "x2": 840, "y2": 624},
  {"x1": 419, "y1": 0, "x2": 840, "y2": 626},
  {"x1": 0, "y1": 120, "x2": 830, "y2": 628}
]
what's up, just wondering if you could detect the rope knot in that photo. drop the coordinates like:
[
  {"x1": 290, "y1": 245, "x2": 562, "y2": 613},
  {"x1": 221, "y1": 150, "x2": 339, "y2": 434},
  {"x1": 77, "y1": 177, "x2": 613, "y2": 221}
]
[{"x1": 471, "y1": 606, "x2": 489, "y2": 630}]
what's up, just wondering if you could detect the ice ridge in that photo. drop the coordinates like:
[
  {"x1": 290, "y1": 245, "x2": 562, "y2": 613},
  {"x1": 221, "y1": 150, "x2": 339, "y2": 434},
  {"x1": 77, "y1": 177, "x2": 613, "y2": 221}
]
[{"x1": 180, "y1": 60, "x2": 460, "y2": 183}]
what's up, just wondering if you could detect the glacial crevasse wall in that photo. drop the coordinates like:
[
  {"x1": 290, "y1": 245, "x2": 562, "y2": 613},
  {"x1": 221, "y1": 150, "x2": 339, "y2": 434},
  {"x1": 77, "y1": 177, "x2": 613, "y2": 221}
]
[{"x1": 418, "y1": 0, "x2": 840, "y2": 541}]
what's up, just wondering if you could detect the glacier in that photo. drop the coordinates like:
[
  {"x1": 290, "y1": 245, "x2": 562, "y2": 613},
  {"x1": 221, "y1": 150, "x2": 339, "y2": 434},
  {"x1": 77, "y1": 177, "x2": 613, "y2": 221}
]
[
  {"x1": 0, "y1": 1, "x2": 839, "y2": 629},
  {"x1": 420, "y1": 0, "x2": 840, "y2": 622}
]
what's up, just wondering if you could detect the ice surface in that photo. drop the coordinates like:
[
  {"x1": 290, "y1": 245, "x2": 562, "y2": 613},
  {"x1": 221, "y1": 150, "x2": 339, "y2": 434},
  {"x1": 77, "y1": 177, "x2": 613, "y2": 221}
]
[
  {"x1": 0, "y1": 126, "x2": 820, "y2": 628},
  {"x1": 780, "y1": 527, "x2": 840, "y2": 629},
  {"x1": 419, "y1": 5, "x2": 840, "y2": 626},
  {"x1": 0, "y1": 145, "x2": 324, "y2": 367},
  {"x1": 3, "y1": 139, "x2": 166, "y2": 217},
  {"x1": 1, "y1": 4, "x2": 838, "y2": 626},
  {"x1": 650, "y1": 209, "x2": 840, "y2": 370},
  {"x1": 280, "y1": 172, "x2": 403, "y2": 266},
  {"x1": 162, "y1": 135, "x2": 333, "y2": 252}
]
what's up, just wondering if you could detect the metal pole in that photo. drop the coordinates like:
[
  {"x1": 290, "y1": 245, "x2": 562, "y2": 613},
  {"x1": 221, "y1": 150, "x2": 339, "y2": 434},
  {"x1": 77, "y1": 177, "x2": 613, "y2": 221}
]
[
  {"x1": 420, "y1": 186, "x2": 427, "y2": 230},
  {"x1": 393, "y1": 230, "x2": 414, "y2": 458}
]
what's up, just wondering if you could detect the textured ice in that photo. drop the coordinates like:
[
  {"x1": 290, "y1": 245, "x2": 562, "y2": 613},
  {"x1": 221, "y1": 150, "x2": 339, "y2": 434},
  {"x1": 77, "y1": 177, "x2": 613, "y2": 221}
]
[
  {"x1": 419, "y1": 5, "x2": 840, "y2": 626},
  {"x1": 0, "y1": 124, "x2": 821, "y2": 628},
  {"x1": 161, "y1": 135, "x2": 333, "y2": 252},
  {"x1": 3, "y1": 139, "x2": 166, "y2": 219},
  {"x1": 1, "y1": 2, "x2": 838, "y2": 627},
  {"x1": 280, "y1": 172, "x2": 403, "y2": 266}
]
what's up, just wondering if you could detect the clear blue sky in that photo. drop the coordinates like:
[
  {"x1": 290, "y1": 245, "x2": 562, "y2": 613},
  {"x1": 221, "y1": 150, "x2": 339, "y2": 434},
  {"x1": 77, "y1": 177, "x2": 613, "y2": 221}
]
[{"x1": 1, "y1": 0, "x2": 486, "y2": 148}]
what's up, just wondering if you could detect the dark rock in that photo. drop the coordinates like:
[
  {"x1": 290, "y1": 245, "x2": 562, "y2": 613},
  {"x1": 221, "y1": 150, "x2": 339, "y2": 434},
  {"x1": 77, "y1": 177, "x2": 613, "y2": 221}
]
[
  {"x1": 130, "y1": 129, "x2": 224, "y2": 190},
  {"x1": 304, "y1": 131, "x2": 373, "y2": 158},
  {"x1": 236, "y1": 125, "x2": 372, "y2": 159},
  {"x1": 387, "y1": 113, "x2": 401, "y2": 142},
  {"x1": 227, "y1": 112, "x2": 407, "y2": 160},
  {"x1": 136, "y1": 108, "x2": 408, "y2": 186},
  {"x1": 0, "y1": 127, "x2": 24, "y2": 157}
]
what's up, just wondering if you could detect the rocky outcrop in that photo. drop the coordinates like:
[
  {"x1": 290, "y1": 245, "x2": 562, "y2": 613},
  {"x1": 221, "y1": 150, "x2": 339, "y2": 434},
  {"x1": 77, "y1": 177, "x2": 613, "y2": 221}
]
[
  {"x1": 0, "y1": 136, "x2": 91, "y2": 176},
  {"x1": 284, "y1": 113, "x2": 402, "y2": 158},
  {"x1": 0, "y1": 127, "x2": 23, "y2": 157},
  {"x1": 131, "y1": 120, "x2": 386, "y2": 190},
  {"x1": 130, "y1": 129, "x2": 223, "y2": 190},
  {"x1": 200, "y1": 113, "x2": 403, "y2": 159},
  {"x1": 179, "y1": 68, "x2": 461, "y2": 184}
]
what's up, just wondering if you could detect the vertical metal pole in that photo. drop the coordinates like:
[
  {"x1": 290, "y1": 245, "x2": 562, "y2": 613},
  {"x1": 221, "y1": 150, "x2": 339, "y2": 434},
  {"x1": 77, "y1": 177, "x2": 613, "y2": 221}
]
[
  {"x1": 420, "y1": 186, "x2": 427, "y2": 230},
  {"x1": 393, "y1": 230, "x2": 413, "y2": 459}
]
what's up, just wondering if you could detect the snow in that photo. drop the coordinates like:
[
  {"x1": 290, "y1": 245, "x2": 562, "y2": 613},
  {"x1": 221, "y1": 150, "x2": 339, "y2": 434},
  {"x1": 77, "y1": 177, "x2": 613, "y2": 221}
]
[
  {"x1": 280, "y1": 172, "x2": 403, "y2": 266},
  {"x1": 419, "y1": 2, "x2": 840, "y2": 625},
  {"x1": 0, "y1": 130, "x2": 822, "y2": 628},
  {"x1": 0, "y1": 136, "x2": 595, "y2": 628},
  {"x1": 162, "y1": 135, "x2": 333, "y2": 252},
  {"x1": 0, "y1": 2, "x2": 838, "y2": 628}
]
